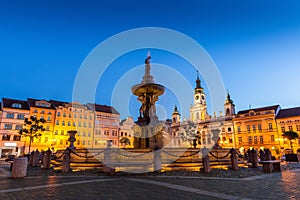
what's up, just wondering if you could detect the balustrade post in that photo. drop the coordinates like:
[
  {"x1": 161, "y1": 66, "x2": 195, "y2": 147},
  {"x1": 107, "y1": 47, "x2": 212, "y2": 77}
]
[
  {"x1": 42, "y1": 148, "x2": 52, "y2": 169},
  {"x1": 32, "y1": 149, "x2": 40, "y2": 167},
  {"x1": 230, "y1": 148, "x2": 239, "y2": 170},
  {"x1": 251, "y1": 149, "x2": 258, "y2": 168},
  {"x1": 62, "y1": 148, "x2": 71, "y2": 173}
]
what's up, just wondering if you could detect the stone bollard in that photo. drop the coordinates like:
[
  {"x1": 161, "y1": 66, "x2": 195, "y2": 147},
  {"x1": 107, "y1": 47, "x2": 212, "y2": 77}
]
[
  {"x1": 42, "y1": 148, "x2": 52, "y2": 169},
  {"x1": 62, "y1": 148, "x2": 71, "y2": 173},
  {"x1": 154, "y1": 150, "x2": 162, "y2": 172},
  {"x1": 230, "y1": 148, "x2": 239, "y2": 170},
  {"x1": 104, "y1": 140, "x2": 115, "y2": 175},
  {"x1": 202, "y1": 155, "x2": 211, "y2": 173},
  {"x1": 32, "y1": 150, "x2": 40, "y2": 167},
  {"x1": 29, "y1": 150, "x2": 34, "y2": 166},
  {"x1": 12, "y1": 157, "x2": 28, "y2": 178},
  {"x1": 250, "y1": 149, "x2": 258, "y2": 168}
]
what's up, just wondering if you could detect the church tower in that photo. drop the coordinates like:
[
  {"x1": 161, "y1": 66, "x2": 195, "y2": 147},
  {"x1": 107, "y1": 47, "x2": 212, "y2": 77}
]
[
  {"x1": 190, "y1": 71, "x2": 209, "y2": 122},
  {"x1": 172, "y1": 105, "x2": 181, "y2": 123},
  {"x1": 224, "y1": 91, "x2": 235, "y2": 116}
]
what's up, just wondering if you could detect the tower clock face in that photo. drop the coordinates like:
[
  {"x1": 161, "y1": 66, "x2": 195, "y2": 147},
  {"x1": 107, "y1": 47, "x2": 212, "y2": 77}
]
[
  {"x1": 195, "y1": 95, "x2": 199, "y2": 100},
  {"x1": 201, "y1": 95, "x2": 205, "y2": 100}
]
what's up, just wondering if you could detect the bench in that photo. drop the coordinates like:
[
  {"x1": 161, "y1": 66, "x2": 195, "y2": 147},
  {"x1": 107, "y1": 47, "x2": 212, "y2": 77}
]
[{"x1": 259, "y1": 160, "x2": 281, "y2": 173}]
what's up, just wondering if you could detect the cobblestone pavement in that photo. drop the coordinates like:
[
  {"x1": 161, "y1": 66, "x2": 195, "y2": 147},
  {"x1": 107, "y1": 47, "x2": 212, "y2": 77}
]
[{"x1": 0, "y1": 169, "x2": 299, "y2": 199}]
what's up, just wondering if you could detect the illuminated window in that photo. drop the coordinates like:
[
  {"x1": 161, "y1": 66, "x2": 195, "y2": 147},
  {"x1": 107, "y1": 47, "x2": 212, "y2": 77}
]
[
  {"x1": 258, "y1": 124, "x2": 262, "y2": 132},
  {"x1": 238, "y1": 137, "x2": 242, "y2": 144},
  {"x1": 12, "y1": 103, "x2": 21, "y2": 108},
  {"x1": 2, "y1": 135, "x2": 11, "y2": 141},
  {"x1": 252, "y1": 124, "x2": 256, "y2": 133},
  {"x1": 259, "y1": 136, "x2": 264, "y2": 144},
  {"x1": 237, "y1": 126, "x2": 241, "y2": 133},
  {"x1": 55, "y1": 130, "x2": 58, "y2": 135},
  {"x1": 17, "y1": 114, "x2": 25, "y2": 120},
  {"x1": 281, "y1": 126, "x2": 285, "y2": 133},
  {"x1": 6, "y1": 113, "x2": 14, "y2": 119},
  {"x1": 68, "y1": 121, "x2": 71, "y2": 126},
  {"x1": 15, "y1": 124, "x2": 22, "y2": 130},
  {"x1": 297, "y1": 125, "x2": 300, "y2": 131},
  {"x1": 268, "y1": 123, "x2": 273, "y2": 131},
  {"x1": 62, "y1": 121, "x2": 65, "y2": 126},
  {"x1": 248, "y1": 136, "x2": 252, "y2": 144},
  {"x1": 56, "y1": 120, "x2": 59, "y2": 125},
  {"x1": 254, "y1": 136, "x2": 258, "y2": 144},
  {"x1": 61, "y1": 130, "x2": 64, "y2": 135},
  {"x1": 4, "y1": 124, "x2": 12, "y2": 130},
  {"x1": 289, "y1": 126, "x2": 293, "y2": 131},
  {"x1": 271, "y1": 135, "x2": 274, "y2": 142},
  {"x1": 247, "y1": 125, "x2": 250, "y2": 133},
  {"x1": 13, "y1": 135, "x2": 21, "y2": 141}
]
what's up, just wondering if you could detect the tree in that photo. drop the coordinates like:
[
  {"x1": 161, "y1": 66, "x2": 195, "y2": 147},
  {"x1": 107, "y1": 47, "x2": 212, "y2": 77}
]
[
  {"x1": 19, "y1": 116, "x2": 46, "y2": 153},
  {"x1": 282, "y1": 131, "x2": 299, "y2": 153}
]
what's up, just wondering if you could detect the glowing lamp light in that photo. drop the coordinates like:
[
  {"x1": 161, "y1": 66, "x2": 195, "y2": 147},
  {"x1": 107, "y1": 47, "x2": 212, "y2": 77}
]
[{"x1": 4, "y1": 142, "x2": 17, "y2": 147}]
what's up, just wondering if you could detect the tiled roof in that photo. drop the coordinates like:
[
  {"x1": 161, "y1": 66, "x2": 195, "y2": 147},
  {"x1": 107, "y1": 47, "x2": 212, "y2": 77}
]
[
  {"x1": 49, "y1": 100, "x2": 68, "y2": 108},
  {"x1": 28, "y1": 98, "x2": 56, "y2": 109},
  {"x1": 2, "y1": 98, "x2": 30, "y2": 110},
  {"x1": 87, "y1": 103, "x2": 120, "y2": 114},
  {"x1": 276, "y1": 107, "x2": 300, "y2": 119},
  {"x1": 237, "y1": 105, "x2": 280, "y2": 115}
]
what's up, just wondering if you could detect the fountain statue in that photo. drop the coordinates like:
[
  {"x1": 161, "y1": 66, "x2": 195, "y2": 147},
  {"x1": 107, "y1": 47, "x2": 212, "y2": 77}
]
[{"x1": 131, "y1": 52, "x2": 165, "y2": 148}]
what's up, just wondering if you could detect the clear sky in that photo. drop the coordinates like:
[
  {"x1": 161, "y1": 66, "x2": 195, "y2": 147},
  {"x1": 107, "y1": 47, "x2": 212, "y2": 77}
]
[{"x1": 1, "y1": 0, "x2": 300, "y2": 120}]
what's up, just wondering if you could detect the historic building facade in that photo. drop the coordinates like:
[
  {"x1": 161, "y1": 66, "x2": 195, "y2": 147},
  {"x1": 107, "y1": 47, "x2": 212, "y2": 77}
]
[
  {"x1": 0, "y1": 98, "x2": 30, "y2": 157},
  {"x1": 276, "y1": 107, "x2": 300, "y2": 154},
  {"x1": 233, "y1": 105, "x2": 281, "y2": 157}
]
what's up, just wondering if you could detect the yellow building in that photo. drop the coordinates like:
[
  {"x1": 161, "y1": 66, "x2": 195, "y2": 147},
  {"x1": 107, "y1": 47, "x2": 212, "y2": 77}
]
[
  {"x1": 87, "y1": 103, "x2": 120, "y2": 148},
  {"x1": 27, "y1": 98, "x2": 56, "y2": 152},
  {"x1": 233, "y1": 105, "x2": 281, "y2": 158},
  {"x1": 276, "y1": 107, "x2": 300, "y2": 154},
  {"x1": 50, "y1": 100, "x2": 95, "y2": 150}
]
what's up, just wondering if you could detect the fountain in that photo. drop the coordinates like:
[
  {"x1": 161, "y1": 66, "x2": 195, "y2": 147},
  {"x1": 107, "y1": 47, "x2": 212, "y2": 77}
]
[{"x1": 131, "y1": 52, "x2": 165, "y2": 148}]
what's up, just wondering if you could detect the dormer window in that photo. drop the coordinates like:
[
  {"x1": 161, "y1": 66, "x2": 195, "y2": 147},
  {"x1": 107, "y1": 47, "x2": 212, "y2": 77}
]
[{"x1": 12, "y1": 103, "x2": 21, "y2": 108}]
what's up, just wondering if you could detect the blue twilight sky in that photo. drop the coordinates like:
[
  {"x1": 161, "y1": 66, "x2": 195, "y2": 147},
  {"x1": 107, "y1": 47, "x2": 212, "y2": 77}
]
[{"x1": 1, "y1": 0, "x2": 300, "y2": 120}]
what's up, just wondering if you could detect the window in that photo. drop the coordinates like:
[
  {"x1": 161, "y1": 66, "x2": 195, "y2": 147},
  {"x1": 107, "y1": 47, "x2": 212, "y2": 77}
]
[
  {"x1": 104, "y1": 130, "x2": 109, "y2": 136},
  {"x1": 271, "y1": 135, "x2": 275, "y2": 142},
  {"x1": 95, "y1": 129, "x2": 101, "y2": 135},
  {"x1": 82, "y1": 140, "x2": 86, "y2": 145},
  {"x1": 229, "y1": 138, "x2": 233, "y2": 143},
  {"x1": 258, "y1": 124, "x2": 262, "y2": 132},
  {"x1": 69, "y1": 113, "x2": 71, "y2": 118},
  {"x1": 2, "y1": 135, "x2": 11, "y2": 141},
  {"x1": 238, "y1": 137, "x2": 242, "y2": 144},
  {"x1": 17, "y1": 114, "x2": 25, "y2": 120},
  {"x1": 56, "y1": 120, "x2": 59, "y2": 125},
  {"x1": 84, "y1": 115, "x2": 87, "y2": 119},
  {"x1": 13, "y1": 135, "x2": 21, "y2": 141},
  {"x1": 74, "y1": 114, "x2": 77, "y2": 118},
  {"x1": 90, "y1": 115, "x2": 92, "y2": 120},
  {"x1": 247, "y1": 125, "x2": 251, "y2": 133},
  {"x1": 47, "y1": 116, "x2": 51, "y2": 121},
  {"x1": 60, "y1": 140, "x2": 63, "y2": 145},
  {"x1": 77, "y1": 140, "x2": 80, "y2": 145},
  {"x1": 83, "y1": 132, "x2": 86, "y2": 136},
  {"x1": 254, "y1": 136, "x2": 258, "y2": 144},
  {"x1": 61, "y1": 130, "x2": 64, "y2": 135},
  {"x1": 48, "y1": 111, "x2": 52, "y2": 115},
  {"x1": 40, "y1": 115, "x2": 44, "y2": 120},
  {"x1": 57, "y1": 112, "x2": 61, "y2": 116},
  {"x1": 89, "y1": 123, "x2": 91, "y2": 128},
  {"x1": 33, "y1": 110, "x2": 38, "y2": 113},
  {"x1": 121, "y1": 132, "x2": 123, "y2": 137},
  {"x1": 41, "y1": 110, "x2": 45, "y2": 114},
  {"x1": 88, "y1": 141, "x2": 91, "y2": 145},
  {"x1": 227, "y1": 127, "x2": 232, "y2": 132},
  {"x1": 4, "y1": 124, "x2": 12, "y2": 130},
  {"x1": 77, "y1": 132, "x2": 80, "y2": 136},
  {"x1": 46, "y1": 126, "x2": 50, "y2": 131},
  {"x1": 78, "y1": 122, "x2": 81, "y2": 127},
  {"x1": 68, "y1": 121, "x2": 71, "y2": 126},
  {"x1": 281, "y1": 126, "x2": 285, "y2": 133},
  {"x1": 55, "y1": 130, "x2": 58, "y2": 135},
  {"x1": 288, "y1": 126, "x2": 293, "y2": 131},
  {"x1": 44, "y1": 137, "x2": 48, "y2": 143},
  {"x1": 259, "y1": 136, "x2": 264, "y2": 144},
  {"x1": 252, "y1": 124, "x2": 256, "y2": 133},
  {"x1": 268, "y1": 123, "x2": 273, "y2": 131},
  {"x1": 88, "y1": 132, "x2": 91, "y2": 137},
  {"x1": 248, "y1": 136, "x2": 252, "y2": 144},
  {"x1": 80, "y1": 115, "x2": 82, "y2": 119},
  {"x1": 84, "y1": 122, "x2": 87, "y2": 127},
  {"x1": 73, "y1": 122, "x2": 76, "y2": 126},
  {"x1": 6, "y1": 113, "x2": 14, "y2": 119},
  {"x1": 12, "y1": 103, "x2": 21, "y2": 108},
  {"x1": 63, "y1": 113, "x2": 66, "y2": 117},
  {"x1": 237, "y1": 126, "x2": 241, "y2": 133},
  {"x1": 62, "y1": 121, "x2": 65, "y2": 126},
  {"x1": 222, "y1": 128, "x2": 225, "y2": 132},
  {"x1": 297, "y1": 125, "x2": 300, "y2": 131},
  {"x1": 15, "y1": 124, "x2": 22, "y2": 130}
]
